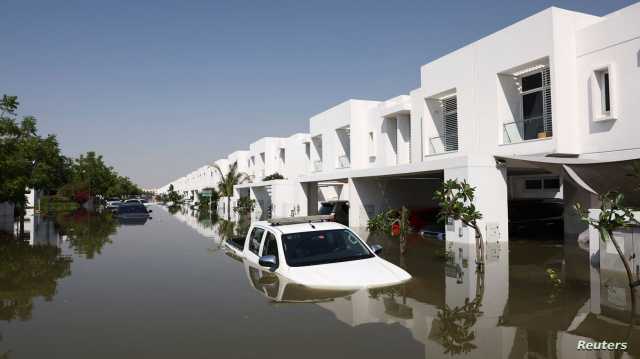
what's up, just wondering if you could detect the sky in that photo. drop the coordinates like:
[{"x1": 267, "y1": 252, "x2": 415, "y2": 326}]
[{"x1": 2, "y1": 0, "x2": 637, "y2": 189}]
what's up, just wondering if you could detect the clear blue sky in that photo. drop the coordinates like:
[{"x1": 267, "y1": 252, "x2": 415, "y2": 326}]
[{"x1": 2, "y1": 0, "x2": 636, "y2": 188}]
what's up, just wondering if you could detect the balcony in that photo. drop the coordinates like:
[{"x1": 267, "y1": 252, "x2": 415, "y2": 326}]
[
  {"x1": 313, "y1": 160, "x2": 323, "y2": 172},
  {"x1": 503, "y1": 117, "x2": 552, "y2": 144},
  {"x1": 337, "y1": 155, "x2": 350, "y2": 169}
]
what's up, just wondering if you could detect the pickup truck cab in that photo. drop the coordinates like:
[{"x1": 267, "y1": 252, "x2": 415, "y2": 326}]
[{"x1": 225, "y1": 216, "x2": 411, "y2": 290}]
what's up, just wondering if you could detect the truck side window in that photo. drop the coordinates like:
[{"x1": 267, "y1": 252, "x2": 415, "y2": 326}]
[
  {"x1": 249, "y1": 227, "x2": 265, "y2": 255},
  {"x1": 262, "y1": 232, "x2": 279, "y2": 262}
]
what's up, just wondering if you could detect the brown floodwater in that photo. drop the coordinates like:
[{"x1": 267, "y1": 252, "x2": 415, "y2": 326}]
[{"x1": 0, "y1": 206, "x2": 638, "y2": 358}]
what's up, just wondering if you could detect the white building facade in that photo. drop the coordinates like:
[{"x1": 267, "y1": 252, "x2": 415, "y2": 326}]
[{"x1": 157, "y1": 2, "x2": 640, "y2": 244}]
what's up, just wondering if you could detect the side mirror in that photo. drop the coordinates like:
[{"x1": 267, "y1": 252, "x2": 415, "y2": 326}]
[
  {"x1": 370, "y1": 244, "x2": 383, "y2": 255},
  {"x1": 148, "y1": 209, "x2": 153, "y2": 213},
  {"x1": 259, "y1": 255, "x2": 278, "y2": 269}
]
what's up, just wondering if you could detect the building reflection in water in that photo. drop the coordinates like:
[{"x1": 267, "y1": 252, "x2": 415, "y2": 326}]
[{"x1": 235, "y1": 226, "x2": 639, "y2": 359}]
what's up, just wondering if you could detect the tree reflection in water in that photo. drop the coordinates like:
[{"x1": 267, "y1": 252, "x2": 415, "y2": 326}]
[
  {"x1": 0, "y1": 237, "x2": 72, "y2": 322},
  {"x1": 55, "y1": 209, "x2": 117, "y2": 259},
  {"x1": 433, "y1": 265, "x2": 485, "y2": 355}
]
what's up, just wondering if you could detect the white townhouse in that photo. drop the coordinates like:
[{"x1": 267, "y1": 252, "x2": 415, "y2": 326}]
[
  {"x1": 160, "y1": 2, "x2": 640, "y2": 246},
  {"x1": 229, "y1": 133, "x2": 312, "y2": 220}
]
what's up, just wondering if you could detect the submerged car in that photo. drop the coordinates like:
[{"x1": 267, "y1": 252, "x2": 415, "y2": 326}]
[
  {"x1": 105, "y1": 200, "x2": 123, "y2": 212},
  {"x1": 114, "y1": 203, "x2": 152, "y2": 219},
  {"x1": 224, "y1": 216, "x2": 411, "y2": 290}
]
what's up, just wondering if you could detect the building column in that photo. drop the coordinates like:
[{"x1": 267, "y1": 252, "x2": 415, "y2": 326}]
[
  {"x1": 302, "y1": 182, "x2": 318, "y2": 216},
  {"x1": 563, "y1": 176, "x2": 600, "y2": 242},
  {"x1": 396, "y1": 114, "x2": 411, "y2": 165},
  {"x1": 444, "y1": 155, "x2": 509, "y2": 246}
]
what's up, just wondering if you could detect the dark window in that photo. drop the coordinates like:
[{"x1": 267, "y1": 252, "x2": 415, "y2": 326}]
[
  {"x1": 522, "y1": 92, "x2": 543, "y2": 120},
  {"x1": 262, "y1": 232, "x2": 279, "y2": 259},
  {"x1": 281, "y1": 229, "x2": 373, "y2": 267},
  {"x1": 319, "y1": 203, "x2": 334, "y2": 215},
  {"x1": 248, "y1": 227, "x2": 265, "y2": 255},
  {"x1": 521, "y1": 72, "x2": 542, "y2": 92},
  {"x1": 603, "y1": 72, "x2": 611, "y2": 113},
  {"x1": 544, "y1": 178, "x2": 560, "y2": 189},
  {"x1": 525, "y1": 179, "x2": 542, "y2": 190}
]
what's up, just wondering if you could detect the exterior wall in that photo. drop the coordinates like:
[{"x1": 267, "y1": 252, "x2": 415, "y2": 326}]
[
  {"x1": 415, "y1": 8, "x2": 601, "y2": 160},
  {"x1": 248, "y1": 137, "x2": 286, "y2": 181},
  {"x1": 228, "y1": 150, "x2": 249, "y2": 174},
  {"x1": 281, "y1": 133, "x2": 311, "y2": 180},
  {"x1": 309, "y1": 100, "x2": 379, "y2": 173},
  {"x1": 575, "y1": 2, "x2": 640, "y2": 158}
]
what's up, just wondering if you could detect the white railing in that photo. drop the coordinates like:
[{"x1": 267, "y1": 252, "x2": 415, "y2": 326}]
[
  {"x1": 337, "y1": 155, "x2": 350, "y2": 169},
  {"x1": 313, "y1": 160, "x2": 323, "y2": 172},
  {"x1": 503, "y1": 117, "x2": 551, "y2": 144}
]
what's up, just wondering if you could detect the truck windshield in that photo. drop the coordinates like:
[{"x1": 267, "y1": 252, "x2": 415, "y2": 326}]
[{"x1": 281, "y1": 229, "x2": 373, "y2": 267}]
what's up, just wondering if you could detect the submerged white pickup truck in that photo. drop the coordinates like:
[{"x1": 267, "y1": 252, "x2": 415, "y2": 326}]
[{"x1": 224, "y1": 215, "x2": 411, "y2": 290}]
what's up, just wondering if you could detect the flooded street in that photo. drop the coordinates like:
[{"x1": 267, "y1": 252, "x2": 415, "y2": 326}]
[{"x1": 0, "y1": 206, "x2": 637, "y2": 358}]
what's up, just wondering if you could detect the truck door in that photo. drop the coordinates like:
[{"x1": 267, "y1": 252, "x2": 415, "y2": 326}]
[{"x1": 246, "y1": 226, "x2": 266, "y2": 264}]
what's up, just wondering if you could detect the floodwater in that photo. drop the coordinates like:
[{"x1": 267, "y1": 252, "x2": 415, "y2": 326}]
[{"x1": 0, "y1": 206, "x2": 638, "y2": 358}]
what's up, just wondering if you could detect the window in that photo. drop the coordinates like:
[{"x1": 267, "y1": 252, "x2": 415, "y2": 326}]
[
  {"x1": 442, "y1": 95, "x2": 458, "y2": 152},
  {"x1": 525, "y1": 179, "x2": 542, "y2": 190},
  {"x1": 525, "y1": 176, "x2": 560, "y2": 191},
  {"x1": 543, "y1": 177, "x2": 560, "y2": 189},
  {"x1": 248, "y1": 227, "x2": 265, "y2": 255},
  {"x1": 281, "y1": 229, "x2": 373, "y2": 267},
  {"x1": 520, "y1": 68, "x2": 552, "y2": 140},
  {"x1": 261, "y1": 232, "x2": 279, "y2": 262},
  {"x1": 368, "y1": 131, "x2": 375, "y2": 156},
  {"x1": 595, "y1": 68, "x2": 612, "y2": 116}
]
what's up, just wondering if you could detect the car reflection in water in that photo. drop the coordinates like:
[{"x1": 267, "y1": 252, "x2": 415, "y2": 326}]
[
  {"x1": 117, "y1": 216, "x2": 149, "y2": 226},
  {"x1": 114, "y1": 203, "x2": 152, "y2": 226},
  {"x1": 242, "y1": 259, "x2": 357, "y2": 303}
]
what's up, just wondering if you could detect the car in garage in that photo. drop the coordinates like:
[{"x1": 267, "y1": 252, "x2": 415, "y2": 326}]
[{"x1": 318, "y1": 200, "x2": 349, "y2": 226}]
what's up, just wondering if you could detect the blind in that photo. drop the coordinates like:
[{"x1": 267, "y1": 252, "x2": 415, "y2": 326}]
[
  {"x1": 542, "y1": 67, "x2": 552, "y2": 134},
  {"x1": 442, "y1": 96, "x2": 459, "y2": 152}
]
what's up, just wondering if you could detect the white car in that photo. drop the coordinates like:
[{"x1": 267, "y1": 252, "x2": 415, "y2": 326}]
[{"x1": 225, "y1": 216, "x2": 412, "y2": 290}]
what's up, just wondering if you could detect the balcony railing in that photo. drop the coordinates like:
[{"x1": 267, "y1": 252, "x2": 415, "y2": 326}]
[
  {"x1": 503, "y1": 117, "x2": 552, "y2": 144},
  {"x1": 313, "y1": 160, "x2": 323, "y2": 173},
  {"x1": 337, "y1": 155, "x2": 351, "y2": 169}
]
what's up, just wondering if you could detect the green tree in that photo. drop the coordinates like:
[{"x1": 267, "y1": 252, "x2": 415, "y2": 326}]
[
  {"x1": 1, "y1": 95, "x2": 69, "y2": 220},
  {"x1": 71, "y1": 152, "x2": 115, "y2": 197},
  {"x1": 575, "y1": 192, "x2": 637, "y2": 289},
  {"x1": 434, "y1": 179, "x2": 485, "y2": 266},
  {"x1": 233, "y1": 196, "x2": 255, "y2": 215},
  {"x1": 213, "y1": 161, "x2": 248, "y2": 221}
]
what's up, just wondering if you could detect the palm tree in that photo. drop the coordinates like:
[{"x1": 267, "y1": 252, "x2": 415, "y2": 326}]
[{"x1": 212, "y1": 161, "x2": 248, "y2": 221}]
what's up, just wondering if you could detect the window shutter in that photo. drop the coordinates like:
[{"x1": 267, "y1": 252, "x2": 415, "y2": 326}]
[
  {"x1": 442, "y1": 96, "x2": 458, "y2": 152},
  {"x1": 542, "y1": 68, "x2": 552, "y2": 134}
]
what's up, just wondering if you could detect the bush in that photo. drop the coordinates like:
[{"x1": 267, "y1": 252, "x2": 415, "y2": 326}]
[
  {"x1": 263, "y1": 172, "x2": 285, "y2": 181},
  {"x1": 234, "y1": 196, "x2": 255, "y2": 215},
  {"x1": 367, "y1": 209, "x2": 400, "y2": 233}
]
